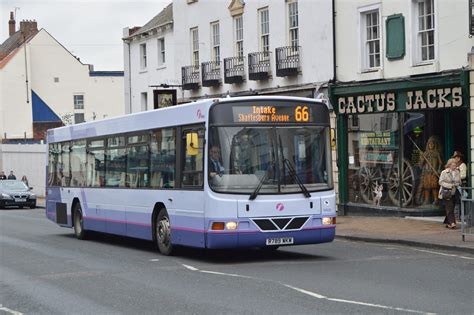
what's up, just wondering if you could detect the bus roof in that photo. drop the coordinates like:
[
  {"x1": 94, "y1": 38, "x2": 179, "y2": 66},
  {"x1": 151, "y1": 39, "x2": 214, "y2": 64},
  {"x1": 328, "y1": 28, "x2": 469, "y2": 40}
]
[{"x1": 47, "y1": 95, "x2": 328, "y2": 143}]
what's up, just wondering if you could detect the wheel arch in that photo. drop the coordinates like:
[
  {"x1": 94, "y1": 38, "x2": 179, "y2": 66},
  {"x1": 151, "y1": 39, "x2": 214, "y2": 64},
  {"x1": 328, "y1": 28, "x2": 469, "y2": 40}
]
[{"x1": 71, "y1": 197, "x2": 80, "y2": 227}]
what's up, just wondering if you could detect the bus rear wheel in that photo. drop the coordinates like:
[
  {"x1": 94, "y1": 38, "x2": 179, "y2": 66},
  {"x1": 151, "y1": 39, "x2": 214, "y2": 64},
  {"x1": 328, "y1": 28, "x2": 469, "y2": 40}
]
[
  {"x1": 155, "y1": 209, "x2": 174, "y2": 255},
  {"x1": 73, "y1": 202, "x2": 88, "y2": 240}
]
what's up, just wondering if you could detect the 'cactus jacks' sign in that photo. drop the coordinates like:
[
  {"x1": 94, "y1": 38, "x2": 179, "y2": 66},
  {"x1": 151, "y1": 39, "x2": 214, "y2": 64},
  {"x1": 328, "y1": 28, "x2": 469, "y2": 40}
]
[{"x1": 337, "y1": 86, "x2": 463, "y2": 114}]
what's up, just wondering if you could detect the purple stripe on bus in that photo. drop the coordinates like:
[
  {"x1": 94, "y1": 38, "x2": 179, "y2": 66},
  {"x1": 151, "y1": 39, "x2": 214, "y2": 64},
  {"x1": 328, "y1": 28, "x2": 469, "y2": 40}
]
[{"x1": 84, "y1": 215, "x2": 152, "y2": 227}]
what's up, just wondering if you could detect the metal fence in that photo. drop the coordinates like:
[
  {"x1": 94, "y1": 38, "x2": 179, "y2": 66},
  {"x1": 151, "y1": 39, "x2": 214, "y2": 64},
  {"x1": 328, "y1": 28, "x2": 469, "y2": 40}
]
[{"x1": 460, "y1": 187, "x2": 474, "y2": 241}]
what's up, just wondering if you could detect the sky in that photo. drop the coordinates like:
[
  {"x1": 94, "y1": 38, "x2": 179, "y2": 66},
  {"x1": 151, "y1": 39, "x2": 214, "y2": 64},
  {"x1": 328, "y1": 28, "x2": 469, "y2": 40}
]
[{"x1": 1, "y1": 0, "x2": 171, "y2": 70}]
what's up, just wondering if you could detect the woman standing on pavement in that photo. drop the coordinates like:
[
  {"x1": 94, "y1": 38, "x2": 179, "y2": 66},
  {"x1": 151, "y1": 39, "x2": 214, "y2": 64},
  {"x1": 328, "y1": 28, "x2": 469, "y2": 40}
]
[{"x1": 439, "y1": 158, "x2": 461, "y2": 229}]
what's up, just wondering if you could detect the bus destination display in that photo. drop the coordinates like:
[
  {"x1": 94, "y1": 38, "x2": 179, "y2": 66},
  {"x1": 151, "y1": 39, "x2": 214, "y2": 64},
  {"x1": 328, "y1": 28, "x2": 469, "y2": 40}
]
[{"x1": 232, "y1": 105, "x2": 313, "y2": 123}]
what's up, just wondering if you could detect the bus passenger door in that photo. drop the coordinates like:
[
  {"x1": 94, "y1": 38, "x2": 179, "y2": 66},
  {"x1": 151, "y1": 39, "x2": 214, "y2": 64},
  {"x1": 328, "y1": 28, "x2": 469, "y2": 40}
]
[{"x1": 169, "y1": 126, "x2": 205, "y2": 248}]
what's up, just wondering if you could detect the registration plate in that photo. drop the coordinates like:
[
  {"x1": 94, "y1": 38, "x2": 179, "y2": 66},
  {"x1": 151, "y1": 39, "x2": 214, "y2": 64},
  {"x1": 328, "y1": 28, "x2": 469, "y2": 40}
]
[
  {"x1": 15, "y1": 198, "x2": 26, "y2": 202},
  {"x1": 266, "y1": 237, "x2": 294, "y2": 246}
]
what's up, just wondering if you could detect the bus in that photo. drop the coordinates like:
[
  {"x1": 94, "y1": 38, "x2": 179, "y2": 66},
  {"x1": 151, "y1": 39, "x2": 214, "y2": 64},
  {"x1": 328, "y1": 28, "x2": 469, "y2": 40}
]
[{"x1": 46, "y1": 96, "x2": 336, "y2": 255}]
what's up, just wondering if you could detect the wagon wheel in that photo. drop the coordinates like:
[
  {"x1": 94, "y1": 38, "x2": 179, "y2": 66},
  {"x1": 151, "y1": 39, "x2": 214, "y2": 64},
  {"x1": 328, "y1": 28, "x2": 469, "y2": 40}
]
[
  {"x1": 388, "y1": 158, "x2": 415, "y2": 207},
  {"x1": 358, "y1": 166, "x2": 383, "y2": 204}
]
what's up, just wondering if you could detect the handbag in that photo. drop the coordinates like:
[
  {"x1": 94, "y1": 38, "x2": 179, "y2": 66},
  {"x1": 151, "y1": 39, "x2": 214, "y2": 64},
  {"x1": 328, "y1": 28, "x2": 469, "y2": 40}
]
[{"x1": 440, "y1": 187, "x2": 452, "y2": 200}]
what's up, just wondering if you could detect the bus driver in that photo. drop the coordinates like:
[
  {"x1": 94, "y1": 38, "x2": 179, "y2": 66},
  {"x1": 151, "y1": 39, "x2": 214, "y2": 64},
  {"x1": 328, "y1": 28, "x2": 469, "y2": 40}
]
[{"x1": 209, "y1": 145, "x2": 225, "y2": 178}]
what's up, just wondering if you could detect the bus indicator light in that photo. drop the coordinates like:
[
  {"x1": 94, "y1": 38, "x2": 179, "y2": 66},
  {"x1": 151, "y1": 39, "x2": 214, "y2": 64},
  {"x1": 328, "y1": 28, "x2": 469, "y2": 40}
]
[{"x1": 211, "y1": 222, "x2": 225, "y2": 230}]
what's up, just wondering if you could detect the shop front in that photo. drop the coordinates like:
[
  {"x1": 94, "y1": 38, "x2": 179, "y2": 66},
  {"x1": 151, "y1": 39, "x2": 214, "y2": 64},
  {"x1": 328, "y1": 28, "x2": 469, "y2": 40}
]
[{"x1": 329, "y1": 70, "x2": 470, "y2": 216}]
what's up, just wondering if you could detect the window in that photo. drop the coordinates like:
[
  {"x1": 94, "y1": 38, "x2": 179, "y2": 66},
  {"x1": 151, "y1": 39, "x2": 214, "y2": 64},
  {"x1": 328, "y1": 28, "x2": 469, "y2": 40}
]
[
  {"x1": 127, "y1": 134, "x2": 149, "y2": 188},
  {"x1": 74, "y1": 113, "x2": 85, "y2": 124},
  {"x1": 415, "y1": 0, "x2": 435, "y2": 62},
  {"x1": 48, "y1": 144, "x2": 60, "y2": 186},
  {"x1": 105, "y1": 136, "x2": 127, "y2": 187},
  {"x1": 234, "y1": 16, "x2": 243, "y2": 58},
  {"x1": 158, "y1": 38, "x2": 165, "y2": 66},
  {"x1": 140, "y1": 43, "x2": 147, "y2": 69},
  {"x1": 74, "y1": 95, "x2": 84, "y2": 109},
  {"x1": 181, "y1": 126, "x2": 204, "y2": 188},
  {"x1": 141, "y1": 92, "x2": 148, "y2": 111},
  {"x1": 211, "y1": 22, "x2": 220, "y2": 63},
  {"x1": 361, "y1": 9, "x2": 381, "y2": 69},
  {"x1": 259, "y1": 8, "x2": 270, "y2": 52},
  {"x1": 150, "y1": 128, "x2": 176, "y2": 188},
  {"x1": 60, "y1": 142, "x2": 71, "y2": 187},
  {"x1": 87, "y1": 140, "x2": 105, "y2": 187},
  {"x1": 288, "y1": 1, "x2": 299, "y2": 47},
  {"x1": 191, "y1": 27, "x2": 199, "y2": 67},
  {"x1": 70, "y1": 140, "x2": 86, "y2": 187}
]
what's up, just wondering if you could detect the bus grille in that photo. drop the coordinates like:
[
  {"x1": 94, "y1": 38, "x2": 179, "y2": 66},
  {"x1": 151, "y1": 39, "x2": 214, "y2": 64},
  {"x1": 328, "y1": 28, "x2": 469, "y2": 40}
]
[{"x1": 252, "y1": 217, "x2": 309, "y2": 231}]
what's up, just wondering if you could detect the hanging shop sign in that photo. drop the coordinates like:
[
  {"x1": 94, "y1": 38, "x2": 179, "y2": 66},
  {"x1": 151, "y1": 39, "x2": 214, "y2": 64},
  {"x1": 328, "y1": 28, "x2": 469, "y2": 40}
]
[{"x1": 337, "y1": 86, "x2": 463, "y2": 114}]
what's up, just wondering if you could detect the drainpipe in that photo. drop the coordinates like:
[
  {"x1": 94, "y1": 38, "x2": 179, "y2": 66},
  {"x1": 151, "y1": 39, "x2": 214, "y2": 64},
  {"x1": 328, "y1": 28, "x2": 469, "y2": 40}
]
[
  {"x1": 332, "y1": 0, "x2": 337, "y2": 82},
  {"x1": 127, "y1": 41, "x2": 132, "y2": 114}
]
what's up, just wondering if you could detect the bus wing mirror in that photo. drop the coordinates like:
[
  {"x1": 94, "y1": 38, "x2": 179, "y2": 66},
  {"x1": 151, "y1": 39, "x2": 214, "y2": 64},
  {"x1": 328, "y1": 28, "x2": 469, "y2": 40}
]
[{"x1": 186, "y1": 132, "x2": 199, "y2": 156}]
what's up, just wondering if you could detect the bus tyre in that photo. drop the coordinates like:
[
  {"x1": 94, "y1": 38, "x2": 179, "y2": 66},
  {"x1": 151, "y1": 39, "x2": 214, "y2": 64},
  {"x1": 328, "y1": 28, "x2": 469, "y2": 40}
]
[
  {"x1": 73, "y1": 202, "x2": 88, "y2": 240},
  {"x1": 156, "y1": 209, "x2": 174, "y2": 255}
]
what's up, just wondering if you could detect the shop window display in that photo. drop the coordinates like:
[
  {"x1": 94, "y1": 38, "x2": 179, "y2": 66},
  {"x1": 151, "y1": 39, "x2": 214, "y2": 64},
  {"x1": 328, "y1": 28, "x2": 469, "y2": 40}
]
[
  {"x1": 347, "y1": 113, "x2": 402, "y2": 207},
  {"x1": 347, "y1": 110, "x2": 465, "y2": 211}
]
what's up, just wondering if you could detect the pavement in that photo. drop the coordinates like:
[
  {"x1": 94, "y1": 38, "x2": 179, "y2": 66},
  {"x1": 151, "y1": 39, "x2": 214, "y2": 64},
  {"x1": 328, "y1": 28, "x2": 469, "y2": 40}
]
[{"x1": 35, "y1": 198, "x2": 474, "y2": 254}]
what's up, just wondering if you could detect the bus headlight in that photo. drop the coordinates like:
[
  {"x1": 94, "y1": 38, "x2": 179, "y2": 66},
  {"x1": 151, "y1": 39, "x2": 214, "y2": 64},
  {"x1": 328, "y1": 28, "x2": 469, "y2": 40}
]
[
  {"x1": 225, "y1": 221, "x2": 238, "y2": 230},
  {"x1": 322, "y1": 217, "x2": 335, "y2": 225}
]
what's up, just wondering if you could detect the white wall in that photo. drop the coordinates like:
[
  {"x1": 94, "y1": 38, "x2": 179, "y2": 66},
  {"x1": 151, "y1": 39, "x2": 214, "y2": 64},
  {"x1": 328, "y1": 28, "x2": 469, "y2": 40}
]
[
  {"x1": 0, "y1": 29, "x2": 125, "y2": 141},
  {"x1": 125, "y1": 0, "x2": 334, "y2": 113},
  {"x1": 0, "y1": 144, "x2": 47, "y2": 196},
  {"x1": 174, "y1": 0, "x2": 334, "y2": 100},
  {"x1": 0, "y1": 44, "x2": 34, "y2": 139},
  {"x1": 124, "y1": 26, "x2": 176, "y2": 114},
  {"x1": 335, "y1": 0, "x2": 474, "y2": 82},
  {"x1": 29, "y1": 30, "x2": 125, "y2": 123}
]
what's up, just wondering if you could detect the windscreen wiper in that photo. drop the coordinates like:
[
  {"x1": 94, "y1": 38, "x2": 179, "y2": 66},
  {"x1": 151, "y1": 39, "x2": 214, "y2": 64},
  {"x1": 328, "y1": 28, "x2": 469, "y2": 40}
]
[
  {"x1": 249, "y1": 169, "x2": 268, "y2": 201},
  {"x1": 283, "y1": 158, "x2": 311, "y2": 198}
]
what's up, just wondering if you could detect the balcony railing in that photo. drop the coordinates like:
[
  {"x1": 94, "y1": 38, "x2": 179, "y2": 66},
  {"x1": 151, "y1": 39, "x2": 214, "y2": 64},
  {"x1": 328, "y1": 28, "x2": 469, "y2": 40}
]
[
  {"x1": 248, "y1": 51, "x2": 271, "y2": 81},
  {"x1": 181, "y1": 65, "x2": 200, "y2": 90},
  {"x1": 224, "y1": 57, "x2": 245, "y2": 84},
  {"x1": 201, "y1": 61, "x2": 221, "y2": 87},
  {"x1": 275, "y1": 46, "x2": 300, "y2": 77}
]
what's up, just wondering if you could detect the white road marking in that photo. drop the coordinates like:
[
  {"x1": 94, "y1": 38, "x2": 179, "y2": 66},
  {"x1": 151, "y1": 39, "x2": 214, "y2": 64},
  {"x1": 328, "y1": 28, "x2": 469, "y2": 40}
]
[
  {"x1": 411, "y1": 248, "x2": 474, "y2": 260},
  {"x1": 181, "y1": 265, "x2": 433, "y2": 314},
  {"x1": 0, "y1": 305, "x2": 24, "y2": 315},
  {"x1": 149, "y1": 259, "x2": 160, "y2": 262},
  {"x1": 181, "y1": 264, "x2": 199, "y2": 271}
]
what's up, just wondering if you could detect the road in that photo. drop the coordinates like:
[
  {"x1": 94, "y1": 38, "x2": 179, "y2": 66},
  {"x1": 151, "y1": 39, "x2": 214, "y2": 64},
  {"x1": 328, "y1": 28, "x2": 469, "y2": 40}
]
[{"x1": 1, "y1": 208, "x2": 473, "y2": 314}]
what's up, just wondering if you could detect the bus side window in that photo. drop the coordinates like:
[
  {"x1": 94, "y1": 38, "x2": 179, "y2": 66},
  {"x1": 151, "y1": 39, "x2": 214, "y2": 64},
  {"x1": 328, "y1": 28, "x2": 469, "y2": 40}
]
[{"x1": 181, "y1": 127, "x2": 204, "y2": 188}]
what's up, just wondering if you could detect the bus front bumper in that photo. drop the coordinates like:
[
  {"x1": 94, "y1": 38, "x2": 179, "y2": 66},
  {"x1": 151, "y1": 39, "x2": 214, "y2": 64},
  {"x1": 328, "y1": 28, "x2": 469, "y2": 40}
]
[{"x1": 205, "y1": 226, "x2": 335, "y2": 249}]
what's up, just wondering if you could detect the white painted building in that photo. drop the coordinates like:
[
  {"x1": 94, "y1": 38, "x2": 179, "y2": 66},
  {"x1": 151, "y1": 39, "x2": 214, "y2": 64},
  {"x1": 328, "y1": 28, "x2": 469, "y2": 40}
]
[
  {"x1": 0, "y1": 16, "x2": 125, "y2": 142},
  {"x1": 123, "y1": 0, "x2": 334, "y2": 113},
  {"x1": 330, "y1": 0, "x2": 474, "y2": 216}
]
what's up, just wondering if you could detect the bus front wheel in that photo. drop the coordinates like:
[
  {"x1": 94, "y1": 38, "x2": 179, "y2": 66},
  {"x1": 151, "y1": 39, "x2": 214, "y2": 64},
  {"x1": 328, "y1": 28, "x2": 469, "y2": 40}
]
[
  {"x1": 155, "y1": 209, "x2": 174, "y2": 255},
  {"x1": 73, "y1": 202, "x2": 88, "y2": 240}
]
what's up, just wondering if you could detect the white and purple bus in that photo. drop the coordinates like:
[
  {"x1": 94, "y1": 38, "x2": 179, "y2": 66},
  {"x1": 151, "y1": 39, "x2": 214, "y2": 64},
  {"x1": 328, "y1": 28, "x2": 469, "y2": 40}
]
[{"x1": 46, "y1": 96, "x2": 336, "y2": 255}]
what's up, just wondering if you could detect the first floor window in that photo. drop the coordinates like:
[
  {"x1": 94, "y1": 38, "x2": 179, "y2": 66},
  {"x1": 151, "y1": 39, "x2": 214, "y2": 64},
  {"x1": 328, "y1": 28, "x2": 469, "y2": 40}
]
[
  {"x1": 288, "y1": 1, "x2": 299, "y2": 47},
  {"x1": 140, "y1": 43, "x2": 147, "y2": 69},
  {"x1": 158, "y1": 38, "x2": 165, "y2": 65},
  {"x1": 234, "y1": 16, "x2": 243, "y2": 57},
  {"x1": 74, "y1": 95, "x2": 84, "y2": 109},
  {"x1": 191, "y1": 27, "x2": 199, "y2": 67},
  {"x1": 415, "y1": 0, "x2": 435, "y2": 62},
  {"x1": 361, "y1": 9, "x2": 380, "y2": 69}
]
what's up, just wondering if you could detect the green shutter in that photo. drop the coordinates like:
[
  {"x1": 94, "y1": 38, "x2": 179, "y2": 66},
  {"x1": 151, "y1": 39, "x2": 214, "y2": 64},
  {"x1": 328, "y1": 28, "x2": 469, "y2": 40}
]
[{"x1": 386, "y1": 14, "x2": 405, "y2": 60}]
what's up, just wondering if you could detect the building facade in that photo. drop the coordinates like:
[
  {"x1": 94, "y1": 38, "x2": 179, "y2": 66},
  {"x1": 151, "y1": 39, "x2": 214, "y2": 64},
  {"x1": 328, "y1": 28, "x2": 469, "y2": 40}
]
[
  {"x1": 0, "y1": 15, "x2": 125, "y2": 142},
  {"x1": 123, "y1": 0, "x2": 334, "y2": 111},
  {"x1": 330, "y1": 0, "x2": 474, "y2": 215}
]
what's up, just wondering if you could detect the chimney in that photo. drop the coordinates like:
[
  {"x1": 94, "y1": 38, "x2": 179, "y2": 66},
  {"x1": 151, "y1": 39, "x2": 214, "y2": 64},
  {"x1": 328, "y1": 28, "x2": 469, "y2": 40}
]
[
  {"x1": 8, "y1": 11, "x2": 15, "y2": 36},
  {"x1": 19, "y1": 20, "x2": 38, "y2": 39}
]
